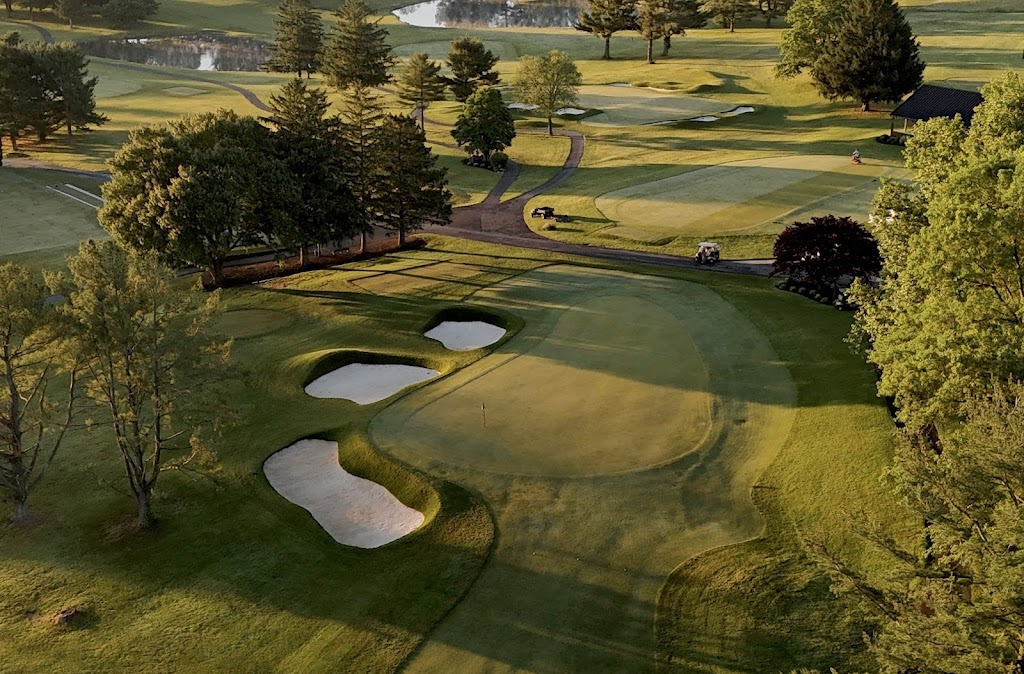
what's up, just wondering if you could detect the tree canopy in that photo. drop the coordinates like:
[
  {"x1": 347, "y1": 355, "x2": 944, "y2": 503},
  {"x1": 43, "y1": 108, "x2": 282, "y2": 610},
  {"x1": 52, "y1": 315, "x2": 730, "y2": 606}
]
[
  {"x1": 444, "y1": 37, "x2": 500, "y2": 102},
  {"x1": 808, "y1": 0, "x2": 923, "y2": 110},
  {"x1": 268, "y1": 0, "x2": 324, "y2": 78},
  {"x1": 451, "y1": 86, "x2": 515, "y2": 161},
  {"x1": 100, "y1": 110, "x2": 299, "y2": 287},
  {"x1": 575, "y1": 0, "x2": 636, "y2": 60},
  {"x1": 396, "y1": 52, "x2": 447, "y2": 130},
  {"x1": 700, "y1": 0, "x2": 755, "y2": 32},
  {"x1": 323, "y1": 0, "x2": 394, "y2": 90},
  {"x1": 775, "y1": 0, "x2": 846, "y2": 78},
  {"x1": 771, "y1": 214, "x2": 881, "y2": 290},
  {"x1": 512, "y1": 50, "x2": 582, "y2": 135}
]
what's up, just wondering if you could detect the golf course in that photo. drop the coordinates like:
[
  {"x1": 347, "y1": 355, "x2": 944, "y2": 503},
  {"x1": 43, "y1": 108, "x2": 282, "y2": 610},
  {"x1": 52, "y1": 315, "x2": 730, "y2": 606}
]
[{"x1": 0, "y1": 0, "x2": 1018, "y2": 670}]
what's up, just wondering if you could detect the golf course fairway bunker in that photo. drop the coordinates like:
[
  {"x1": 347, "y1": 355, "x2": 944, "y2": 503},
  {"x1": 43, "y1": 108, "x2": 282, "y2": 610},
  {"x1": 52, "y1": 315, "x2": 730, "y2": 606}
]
[
  {"x1": 264, "y1": 439, "x2": 424, "y2": 548},
  {"x1": 595, "y1": 155, "x2": 891, "y2": 238},
  {"x1": 425, "y1": 321, "x2": 506, "y2": 351},
  {"x1": 305, "y1": 364, "x2": 439, "y2": 404}
]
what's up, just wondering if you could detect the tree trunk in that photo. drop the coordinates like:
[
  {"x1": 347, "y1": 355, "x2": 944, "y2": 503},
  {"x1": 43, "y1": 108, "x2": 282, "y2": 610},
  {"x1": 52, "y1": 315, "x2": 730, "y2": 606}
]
[
  {"x1": 4, "y1": 0, "x2": 12, "y2": 17},
  {"x1": 13, "y1": 498, "x2": 28, "y2": 522},
  {"x1": 298, "y1": 243, "x2": 308, "y2": 268},
  {"x1": 547, "y1": 115, "x2": 553, "y2": 135},
  {"x1": 603, "y1": 35, "x2": 611, "y2": 60},
  {"x1": 210, "y1": 260, "x2": 225, "y2": 288},
  {"x1": 661, "y1": 34, "x2": 671, "y2": 57},
  {"x1": 66, "y1": 120, "x2": 73, "y2": 140},
  {"x1": 136, "y1": 490, "x2": 151, "y2": 528},
  {"x1": 646, "y1": 38, "x2": 654, "y2": 64},
  {"x1": 9, "y1": 132, "x2": 17, "y2": 152},
  {"x1": 359, "y1": 230, "x2": 367, "y2": 254},
  {"x1": 398, "y1": 228, "x2": 406, "y2": 247},
  {"x1": 728, "y1": 17, "x2": 735, "y2": 32},
  {"x1": 862, "y1": 100, "x2": 872, "y2": 112}
]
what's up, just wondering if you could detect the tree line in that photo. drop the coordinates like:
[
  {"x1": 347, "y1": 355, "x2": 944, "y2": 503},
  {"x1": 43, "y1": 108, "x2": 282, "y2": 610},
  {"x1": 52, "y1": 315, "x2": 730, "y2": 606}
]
[
  {"x1": 0, "y1": 32, "x2": 106, "y2": 152},
  {"x1": 4, "y1": 0, "x2": 159, "y2": 28},
  {"x1": 1, "y1": 242, "x2": 228, "y2": 529}
]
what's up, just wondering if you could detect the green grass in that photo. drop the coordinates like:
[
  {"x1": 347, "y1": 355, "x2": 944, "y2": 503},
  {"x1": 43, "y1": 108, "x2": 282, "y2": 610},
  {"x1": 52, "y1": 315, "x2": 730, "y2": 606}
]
[{"x1": 0, "y1": 169, "x2": 107, "y2": 257}]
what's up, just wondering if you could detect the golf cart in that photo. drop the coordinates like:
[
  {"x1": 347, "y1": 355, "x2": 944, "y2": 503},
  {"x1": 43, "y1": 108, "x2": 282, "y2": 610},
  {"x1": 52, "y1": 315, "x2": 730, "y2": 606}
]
[
  {"x1": 531, "y1": 206, "x2": 555, "y2": 218},
  {"x1": 695, "y1": 242, "x2": 721, "y2": 265}
]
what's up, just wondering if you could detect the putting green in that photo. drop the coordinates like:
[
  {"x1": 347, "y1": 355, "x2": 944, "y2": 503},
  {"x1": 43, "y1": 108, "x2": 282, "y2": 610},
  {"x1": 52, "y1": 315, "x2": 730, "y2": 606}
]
[
  {"x1": 577, "y1": 85, "x2": 728, "y2": 126},
  {"x1": 211, "y1": 309, "x2": 291, "y2": 338},
  {"x1": 596, "y1": 155, "x2": 892, "y2": 238},
  {"x1": 372, "y1": 264, "x2": 797, "y2": 671}
]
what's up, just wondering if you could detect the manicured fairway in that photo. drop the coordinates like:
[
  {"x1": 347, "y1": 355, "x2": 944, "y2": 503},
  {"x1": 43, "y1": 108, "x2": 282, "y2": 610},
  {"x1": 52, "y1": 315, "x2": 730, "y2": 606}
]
[
  {"x1": 372, "y1": 264, "x2": 797, "y2": 671},
  {"x1": 594, "y1": 156, "x2": 898, "y2": 241},
  {"x1": 0, "y1": 169, "x2": 107, "y2": 257},
  {"x1": 576, "y1": 85, "x2": 730, "y2": 126}
]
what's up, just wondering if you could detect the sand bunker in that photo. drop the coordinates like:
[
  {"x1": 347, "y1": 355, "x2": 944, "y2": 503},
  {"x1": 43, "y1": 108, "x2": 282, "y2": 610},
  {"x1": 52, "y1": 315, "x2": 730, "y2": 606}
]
[
  {"x1": 508, "y1": 102, "x2": 539, "y2": 110},
  {"x1": 305, "y1": 363, "x2": 439, "y2": 404},
  {"x1": 265, "y1": 439, "x2": 424, "y2": 548},
  {"x1": 556, "y1": 107, "x2": 586, "y2": 115},
  {"x1": 425, "y1": 321, "x2": 506, "y2": 351},
  {"x1": 687, "y1": 106, "x2": 755, "y2": 123}
]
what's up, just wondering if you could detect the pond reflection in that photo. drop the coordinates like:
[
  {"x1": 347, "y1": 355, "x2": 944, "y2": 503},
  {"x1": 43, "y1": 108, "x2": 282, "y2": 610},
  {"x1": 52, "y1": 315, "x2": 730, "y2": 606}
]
[
  {"x1": 394, "y1": 0, "x2": 584, "y2": 28},
  {"x1": 81, "y1": 34, "x2": 272, "y2": 72}
]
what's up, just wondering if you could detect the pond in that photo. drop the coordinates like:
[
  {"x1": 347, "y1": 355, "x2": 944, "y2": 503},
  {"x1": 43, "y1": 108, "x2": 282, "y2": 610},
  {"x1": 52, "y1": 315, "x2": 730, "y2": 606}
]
[
  {"x1": 80, "y1": 34, "x2": 272, "y2": 72},
  {"x1": 393, "y1": 0, "x2": 584, "y2": 28}
]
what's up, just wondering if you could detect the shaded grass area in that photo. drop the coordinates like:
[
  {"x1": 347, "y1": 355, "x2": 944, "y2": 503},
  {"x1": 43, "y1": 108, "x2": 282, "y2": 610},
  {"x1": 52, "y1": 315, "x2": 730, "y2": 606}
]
[{"x1": 0, "y1": 168, "x2": 107, "y2": 257}]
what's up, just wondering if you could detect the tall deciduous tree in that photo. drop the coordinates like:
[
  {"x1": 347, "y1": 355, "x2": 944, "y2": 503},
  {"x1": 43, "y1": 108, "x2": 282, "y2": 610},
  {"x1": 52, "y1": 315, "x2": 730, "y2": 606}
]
[
  {"x1": 756, "y1": 0, "x2": 789, "y2": 25},
  {"x1": 268, "y1": 0, "x2": 324, "y2": 78},
  {"x1": 575, "y1": 0, "x2": 636, "y2": 60},
  {"x1": 55, "y1": 0, "x2": 85, "y2": 27},
  {"x1": 339, "y1": 85, "x2": 384, "y2": 253},
  {"x1": 264, "y1": 79, "x2": 357, "y2": 266},
  {"x1": 444, "y1": 37, "x2": 499, "y2": 102},
  {"x1": 700, "y1": 0, "x2": 754, "y2": 32},
  {"x1": 775, "y1": 0, "x2": 846, "y2": 78},
  {"x1": 371, "y1": 115, "x2": 451, "y2": 245},
  {"x1": 0, "y1": 263, "x2": 79, "y2": 523},
  {"x1": 850, "y1": 72, "x2": 1024, "y2": 435},
  {"x1": 771, "y1": 214, "x2": 881, "y2": 290},
  {"x1": 810, "y1": 0, "x2": 923, "y2": 111},
  {"x1": 637, "y1": 0, "x2": 668, "y2": 63},
  {"x1": 61, "y1": 241, "x2": 229, "y2": 528},
  {"x1": 451, "y1": 86, "x2": 515, "y2": 162},
  {"x1": 512, "y1": 49, "x2": 582, "y2": 135},
  {"x1": 395, "y1": 52, "x2": 446, "y2": 130},
  {"x1": 100, "y1": 110, "x2": 299, "y2": 287},
  {"x1": 323, "y1": 0, "x2": 394, "y2": 90}
]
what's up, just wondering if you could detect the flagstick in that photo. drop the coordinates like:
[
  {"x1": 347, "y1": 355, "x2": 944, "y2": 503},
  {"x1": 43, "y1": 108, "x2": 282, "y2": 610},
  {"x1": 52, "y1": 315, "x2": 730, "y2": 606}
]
[{"x1": 481, "y1": 401, "x2": 486, "y2": 428}]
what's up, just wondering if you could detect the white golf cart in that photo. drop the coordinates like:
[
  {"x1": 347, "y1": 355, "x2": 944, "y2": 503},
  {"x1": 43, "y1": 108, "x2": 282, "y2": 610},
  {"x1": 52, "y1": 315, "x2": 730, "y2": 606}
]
[{"x1": 695, "y1": 242, "x2": 721, "y2": 265}]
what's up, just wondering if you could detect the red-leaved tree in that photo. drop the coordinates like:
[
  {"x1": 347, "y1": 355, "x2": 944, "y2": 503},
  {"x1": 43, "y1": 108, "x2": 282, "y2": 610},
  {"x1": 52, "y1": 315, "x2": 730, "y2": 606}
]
[{"x1": 772, "y1": 214, "x2": 881, "y2": 289}]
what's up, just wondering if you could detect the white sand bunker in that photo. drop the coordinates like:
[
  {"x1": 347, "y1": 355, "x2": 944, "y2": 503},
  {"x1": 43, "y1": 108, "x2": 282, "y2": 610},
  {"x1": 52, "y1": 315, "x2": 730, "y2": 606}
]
[
  {"x1": 265, "y1": 439, "x2": 424, "y2": 548},
  {"x1": 508, "y1": 102, "x2": 539, "y2": 110},
  {"x1": 687, "y1": 106, "x2": 755, "y2": 123},
  {"x1": 305, "y1": 363, "x2": 439, "y2": 404},
  {"x1": 424, "y1": 321, "x2": 506, "y2": 351},
  {"x1": 556, "y1": 107, "x2": 586, "y2": 115}
]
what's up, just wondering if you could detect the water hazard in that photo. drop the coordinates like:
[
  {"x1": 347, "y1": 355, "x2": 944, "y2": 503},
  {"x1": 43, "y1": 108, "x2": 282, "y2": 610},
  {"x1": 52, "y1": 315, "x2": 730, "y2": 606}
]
[
  {"x1": 80, "y1": 34, "x2": 271, "y2": 72},
  {"x1": 393, "y1": 0, "x2": 584, "y2": 28}
]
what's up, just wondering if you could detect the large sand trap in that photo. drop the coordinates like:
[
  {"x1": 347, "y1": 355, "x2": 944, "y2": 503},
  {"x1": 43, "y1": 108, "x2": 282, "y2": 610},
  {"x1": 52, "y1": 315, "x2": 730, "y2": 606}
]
[
  {"x1": 305, "y1": 364, "x2": 439, "y2": 404},
  {"x1": 265, "y1": 439, "x2": 424, "y2": 548},
  {"x1": 425, "y1": 321, "x2": 506, "y2": 351}
]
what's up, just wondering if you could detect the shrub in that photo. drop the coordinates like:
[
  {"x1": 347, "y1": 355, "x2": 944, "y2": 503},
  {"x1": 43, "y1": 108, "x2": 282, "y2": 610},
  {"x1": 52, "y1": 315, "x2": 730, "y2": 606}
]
[
  {"x1": 798, "y1": 287, "x2": 807, "y2": 295},
  {"x1": 490, "y1": 151, "x2": 509, "y2": 171},
  {"x1": 819, "y1": 297, "x2": 831, "y2": 304}
]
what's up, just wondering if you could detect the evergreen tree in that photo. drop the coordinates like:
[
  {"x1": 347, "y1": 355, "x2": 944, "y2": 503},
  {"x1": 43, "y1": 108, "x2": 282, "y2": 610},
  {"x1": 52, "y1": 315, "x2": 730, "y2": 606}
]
[
  {"x1": 0, "y1": 35, "x2": 47, "y2": 151},
  {"x1": 339, "y1": 85, "x2": 385, "y2": 253},
  {"x1": 34, "y1": 42, "x2": 107, "y2": 139},
  {"x1": 700, "y1": 0, "x2": 754, "y2": 32},
  {"x1": 450, "y1": 86, "x2": 515, "y2": 161},
  {"x1": 395, "y1": 52, "x2": 446, "y2": 130},
  {"x1": 512, "y1": 50, "x2": 582, "y2": 136},
  {"x1": 323, "y1": 0, "x2": 394, "y2": 90},
  {"x1": 101, "y1": 0, "x2": 158, "y2": 26},
  {"x1": 55, "y1": 0, "x2": 86, "y2": 27},
  {"x1": 268, "y1": 0, "x2": 323, "y2": 78},
  {"x1": 660, "y1": 0, "x2": 704, "y2": 57},
  {"x1": 810, "y1": 0, "x2": 923, "y2": 111},
  {"x1": 637, "y1": 0, "x2": 669, "y2": 63},
  {"x1": 444, "y1": 37, "x2": 499, "y2": 103},
  {"x1": 264, "y1": 79, "x2": 357, "y2": 266},
  {"x1": 775, "y1": 0, "x2": 846, "y2": 78},
  {"x1": 574, "y1": 0, "x2": 636, "y2": 60},
  {"x1": 371, "y1": 115, "x2": 451, "y2": 245}
]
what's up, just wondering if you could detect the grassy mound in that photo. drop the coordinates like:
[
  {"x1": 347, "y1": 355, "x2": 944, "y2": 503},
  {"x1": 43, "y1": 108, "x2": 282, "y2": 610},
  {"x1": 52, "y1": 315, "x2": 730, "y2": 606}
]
[{"x1": 577, "y1": 85, "x2": 729, "y2": 126}]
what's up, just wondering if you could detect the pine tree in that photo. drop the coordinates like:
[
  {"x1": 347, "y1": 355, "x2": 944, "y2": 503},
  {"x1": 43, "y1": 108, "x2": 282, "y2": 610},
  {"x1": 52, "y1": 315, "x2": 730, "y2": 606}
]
[
  {"x1": 268, "y1": 0, "x2": 324, "y2": 78},
  {"x1": 660, "y1": 0, "x2": 704, "y2": 57},
  {"x1": 264, "y1": 79, "x2": 356, "y2": 266},
  {"x1": 810, "y1": 0, "x2": 923, "y2": 111},
  {"x1": 371, "y1": 115, "x2": 451, "y2": 246},
  {"x1": 574, "y1": 0, "x2": 636, "y2": 60},
  {"x1": 34, "y1": 42, "x2": 107, "y2": 139},
  {"x1": 637, "y1": 0, "x2": 669, "y2": 63},
  {"x1": 444, "y1": 37, "x2": 499, "y2": 103},
  {"x1": 323, "y1": 0, "x2": 394, "y2": 91},
  {"x1": 395, "y1": 52, "x2": 446, "y2": 130},
  {"x1": 339, "y1": 85, "x2": 385, "y2": 253},
  {"x1": 700, "y1": 0, "x2": 755, "y2": 31}
]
